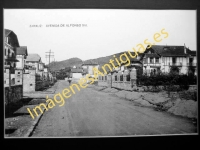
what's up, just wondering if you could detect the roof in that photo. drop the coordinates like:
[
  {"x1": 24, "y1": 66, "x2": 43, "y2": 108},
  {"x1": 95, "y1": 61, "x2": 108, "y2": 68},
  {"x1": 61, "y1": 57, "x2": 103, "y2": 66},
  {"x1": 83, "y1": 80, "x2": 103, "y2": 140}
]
[
  {"x1": 82, "y1": 59, "x2": 98, "y2": 65},
  {"x1": 149, "y1": 45, "x2": 196, "y2": 56},
  {"x1": 16, "y1": 46, "x2": 28, "y2": 55},
  {"x1": 4, "y1": 29, "x2": 20, "y2": 47},
  {"x1": 187, "y1": 50, "x2": 196, "y2": 56},
  {"x1": 71, "y1": 68, "x2": 83, "y2": 73},
  {"x1": 145, "y1": 53, "x2": 160, "y2": 58},
  {"x1": 26, "y1": 54, "x2": 41, "y2": 62},
  {"x1": 5, "y1": 29, "x2": 12, "y2": 37}
]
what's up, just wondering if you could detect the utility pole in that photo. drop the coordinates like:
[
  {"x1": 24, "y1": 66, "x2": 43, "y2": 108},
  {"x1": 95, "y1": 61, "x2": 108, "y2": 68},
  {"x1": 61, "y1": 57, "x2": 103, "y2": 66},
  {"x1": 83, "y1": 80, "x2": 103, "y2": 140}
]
[
  {"x1": 45, "y1": 50, "x2": 54, "y2": 72},
  {"x1": 45, "y1": 50, "x2": 54, "y2": 82}
]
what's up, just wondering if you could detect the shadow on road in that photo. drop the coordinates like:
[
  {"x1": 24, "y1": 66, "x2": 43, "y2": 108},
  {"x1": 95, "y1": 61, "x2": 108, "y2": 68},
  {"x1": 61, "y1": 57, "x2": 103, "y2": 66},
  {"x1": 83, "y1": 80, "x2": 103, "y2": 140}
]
[{"x1": 5, "y1": 97, "x2": 33, "y2": 118}]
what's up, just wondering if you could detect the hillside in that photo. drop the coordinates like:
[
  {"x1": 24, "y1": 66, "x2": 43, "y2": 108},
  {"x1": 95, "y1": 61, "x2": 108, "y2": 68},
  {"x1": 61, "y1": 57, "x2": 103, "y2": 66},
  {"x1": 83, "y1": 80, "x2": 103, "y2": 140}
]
[
  {"x1": 48, "y1": 51, "x2": 139, "y2": 71},
  {"x1": 48, "y1": 57, "x2": 83, "y2": 71}
]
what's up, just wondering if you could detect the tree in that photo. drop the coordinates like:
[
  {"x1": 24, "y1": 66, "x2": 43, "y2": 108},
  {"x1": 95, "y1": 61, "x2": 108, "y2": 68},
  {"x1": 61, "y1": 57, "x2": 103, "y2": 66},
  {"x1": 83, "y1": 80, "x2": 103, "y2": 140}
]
[{"x1": 170, "y1": 66, "x2": 180, "y2": 74}]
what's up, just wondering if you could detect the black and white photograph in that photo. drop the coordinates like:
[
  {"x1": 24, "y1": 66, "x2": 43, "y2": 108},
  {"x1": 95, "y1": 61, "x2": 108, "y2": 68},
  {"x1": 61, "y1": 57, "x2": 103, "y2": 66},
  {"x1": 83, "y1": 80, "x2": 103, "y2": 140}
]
[{"x1": 4, "y1": 9, "x2": 197, "y2": 137}]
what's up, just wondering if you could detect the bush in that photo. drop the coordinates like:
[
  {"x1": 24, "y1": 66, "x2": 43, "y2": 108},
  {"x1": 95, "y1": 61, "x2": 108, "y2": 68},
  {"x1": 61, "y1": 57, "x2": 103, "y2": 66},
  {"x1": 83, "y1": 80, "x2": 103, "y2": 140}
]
[{"x1": 138, "y1": 72, "x2": 193, "y2": 92}]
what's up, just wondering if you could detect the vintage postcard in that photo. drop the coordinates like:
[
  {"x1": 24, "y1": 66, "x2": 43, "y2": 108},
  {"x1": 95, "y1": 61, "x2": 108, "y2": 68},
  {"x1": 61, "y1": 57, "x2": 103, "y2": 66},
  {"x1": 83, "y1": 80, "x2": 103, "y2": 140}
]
[{"x1": 4, "y1": 9, "x2": 197, "y2": 137}]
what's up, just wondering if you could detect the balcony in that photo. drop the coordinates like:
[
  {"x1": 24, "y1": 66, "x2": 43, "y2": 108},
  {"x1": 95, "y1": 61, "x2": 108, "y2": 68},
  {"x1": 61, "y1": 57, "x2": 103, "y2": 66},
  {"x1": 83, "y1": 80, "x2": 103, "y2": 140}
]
[
  {"x1": 143, "y1": 62, "x2": 161, "y2": 67},
  {"x1": 169, "y1": 62, "x2": 182, "y2": 66},
  {"x1": 187, "y1": 63, "x2": 196, "y2": 66}
]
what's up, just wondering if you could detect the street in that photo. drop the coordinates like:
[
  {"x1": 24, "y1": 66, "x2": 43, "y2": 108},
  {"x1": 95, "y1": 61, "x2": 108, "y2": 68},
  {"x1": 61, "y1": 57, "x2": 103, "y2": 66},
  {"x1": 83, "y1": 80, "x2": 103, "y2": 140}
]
[{"x1": 31, "y1": 80, "x2": 196, "y2": 137}]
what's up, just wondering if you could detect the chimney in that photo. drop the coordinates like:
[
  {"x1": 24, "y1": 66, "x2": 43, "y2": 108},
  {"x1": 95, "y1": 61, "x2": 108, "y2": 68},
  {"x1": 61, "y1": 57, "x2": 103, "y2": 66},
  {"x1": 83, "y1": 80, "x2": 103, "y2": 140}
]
[{"x1": 184, "y1": 43, "x2": 187, "y2": 54}]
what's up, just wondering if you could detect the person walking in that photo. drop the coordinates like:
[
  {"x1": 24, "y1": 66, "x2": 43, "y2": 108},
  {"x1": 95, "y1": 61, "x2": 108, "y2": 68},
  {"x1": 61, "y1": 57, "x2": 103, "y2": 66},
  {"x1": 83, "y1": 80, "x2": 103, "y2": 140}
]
[{"x1": 68, "y1": 77, "x2": 72, "y2": 85}]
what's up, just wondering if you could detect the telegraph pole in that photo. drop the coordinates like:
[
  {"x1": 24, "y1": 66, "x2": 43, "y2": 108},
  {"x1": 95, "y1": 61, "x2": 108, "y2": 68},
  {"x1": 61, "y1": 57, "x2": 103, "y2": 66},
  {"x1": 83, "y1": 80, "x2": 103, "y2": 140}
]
[
  {"x1": 45, "y1": 50, "x2": 54, "y2": 82},
  {"x1": 45, "y1": 50, "x2": 54, "y2": 72}
]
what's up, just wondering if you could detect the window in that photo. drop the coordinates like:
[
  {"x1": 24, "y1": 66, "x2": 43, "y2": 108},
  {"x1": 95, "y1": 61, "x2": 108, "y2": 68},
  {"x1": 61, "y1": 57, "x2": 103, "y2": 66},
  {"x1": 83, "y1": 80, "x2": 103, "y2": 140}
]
[
  {"x1": 162, "y1": 57, "x2": 165, "y2": 63},
  {"x1": 189, "y1": 58, "x2": 193, "y2": 63},
  {"x1": 172, "y1": 57, "x2": 176, "y2": 63},
  {"x1": 120, "y1": 75, "x2": 123, "y2": 81},
  {"x1": 150, "y1": 57, "x2": 154, "y2": 63},
  {"x1": 143, "y1": 58, "x2": 147, "y2": 64},
  {"x1": 126, "y1": 75, "x2": 130, "y2": 81},
  {"x1": 105, "y1": 76, "x2": 107, "y2": 81},
  {"x1": 18, "y1": 72, "x2": 20, "y2": 74},
  {"x1": 8, "y1": 49, "x2": 10, "y2": 55},
  {"x1": 115, "y1": 75, "x2": 117, "y2": 81},
  {"x1": 155, "y1": 58, "x2": 159, "y2": 63},
  {"x1": 102, "y1": 76, "x2": 104, "y2": 80},
  {"x1": 5, "y1": 49, "x2": 6, "y2": 56}
]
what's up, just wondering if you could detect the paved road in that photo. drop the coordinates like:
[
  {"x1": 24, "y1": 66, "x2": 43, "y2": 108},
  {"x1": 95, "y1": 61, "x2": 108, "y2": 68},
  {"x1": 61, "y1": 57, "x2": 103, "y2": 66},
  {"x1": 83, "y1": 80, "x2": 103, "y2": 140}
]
[{"x1": 31, "y1": 80, "x2": 196, "y2": 137}]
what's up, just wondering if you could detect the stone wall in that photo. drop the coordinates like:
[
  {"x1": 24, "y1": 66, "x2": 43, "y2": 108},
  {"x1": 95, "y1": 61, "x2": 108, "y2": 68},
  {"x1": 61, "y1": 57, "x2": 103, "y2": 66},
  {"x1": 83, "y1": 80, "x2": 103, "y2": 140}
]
[
  {"x1": 98, "y1": 68, "x2": 137, "y2": 91},
  {"x1": 23, "y1": 69, "x2": 36, "y2": 92},
  {"x1": 5, "y1": 85, "x2": 23, "y2": 106}
]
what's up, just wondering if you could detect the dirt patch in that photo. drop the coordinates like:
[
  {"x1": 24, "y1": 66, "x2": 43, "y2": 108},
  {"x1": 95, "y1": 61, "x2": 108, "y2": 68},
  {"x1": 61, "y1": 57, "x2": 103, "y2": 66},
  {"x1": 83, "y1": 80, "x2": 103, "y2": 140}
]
[
  {"x1": 168, "y1": 100, "x2": 197, "y2": 119},
  {"x1": 5, "y1": 115, "x2": 34, "y2": 137}
]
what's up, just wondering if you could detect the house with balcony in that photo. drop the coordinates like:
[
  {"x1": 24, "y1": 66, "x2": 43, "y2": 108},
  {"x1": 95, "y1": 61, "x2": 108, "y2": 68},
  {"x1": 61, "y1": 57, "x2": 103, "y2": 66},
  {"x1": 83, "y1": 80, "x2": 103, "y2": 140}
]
[
  {"x1": 25, "y1": 53, "x2": 42, "y2": 73},
  {"x1": 4, "y1": 29, "x2": 24, "y2": 106},
  {"x1": 4, "y1": 29, "x2": 20, "y2": 86},
  {"x1": 16, "y1": 46, "x2": 28, "y2": 70},
  {"x1": 142, "y1": 44, "x2": 197, "y2": 75}
]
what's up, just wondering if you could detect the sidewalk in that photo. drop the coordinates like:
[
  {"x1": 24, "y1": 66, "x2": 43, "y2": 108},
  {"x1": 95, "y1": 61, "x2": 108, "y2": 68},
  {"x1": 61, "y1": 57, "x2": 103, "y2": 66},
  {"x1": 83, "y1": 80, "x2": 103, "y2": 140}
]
[{"x1": 5, "y1": 82, "x2": 58, "y2": 137}]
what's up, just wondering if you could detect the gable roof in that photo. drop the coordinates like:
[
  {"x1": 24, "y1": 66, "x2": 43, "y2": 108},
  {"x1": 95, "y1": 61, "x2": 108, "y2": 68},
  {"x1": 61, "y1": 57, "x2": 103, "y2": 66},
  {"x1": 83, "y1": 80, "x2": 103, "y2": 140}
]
[
  {"x1": 26, "y1": 53, "x2": 41, "y2": 62},
  {"x1": 5, "y1": 29, "x2": 12, "y2": 37},
  {"x1": 71, "y1": 68, "x2": 83, "y2": 73},
  {"x1": 4, "y1": 29, "x2": 20, "y2": 47},
  {"x1": 145, "y1": 53, "x2": 160, "y2": 58},
  {"x1": 149, "y1": 45, "x2": 196, "y2": 56},
  {"x1": 16, "y1": 46, "x2": 28, "y2": 55}
]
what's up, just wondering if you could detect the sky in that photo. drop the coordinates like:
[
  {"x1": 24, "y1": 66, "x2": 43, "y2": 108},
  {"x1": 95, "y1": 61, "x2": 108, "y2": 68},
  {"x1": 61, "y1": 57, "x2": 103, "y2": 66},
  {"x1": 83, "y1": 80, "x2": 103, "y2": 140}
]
[{"x1": 4, "y1": 9, "x2": 196, "y2": 65}]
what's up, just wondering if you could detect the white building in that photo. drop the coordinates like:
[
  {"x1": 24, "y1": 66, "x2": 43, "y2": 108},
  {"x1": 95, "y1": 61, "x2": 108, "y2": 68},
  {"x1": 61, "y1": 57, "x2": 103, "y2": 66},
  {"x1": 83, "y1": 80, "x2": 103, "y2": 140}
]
[
  {"x1": 16, "y1": 46, "x2": 28, "y2": 70},
  {"x1": 82, "y1": 60, "x2": 99, "y2": 77},
  {"x1": 142, "y1": 45, "x2": 197, "y2": 75}
]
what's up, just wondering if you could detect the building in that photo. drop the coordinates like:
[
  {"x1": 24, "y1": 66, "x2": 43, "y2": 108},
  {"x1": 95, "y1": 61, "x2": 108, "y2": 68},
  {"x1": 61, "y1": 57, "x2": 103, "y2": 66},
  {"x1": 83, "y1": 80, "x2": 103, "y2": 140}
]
[
  {"x1": 142, "y1": 44, "x2": 197, "y2": 75},
  {"x1": 98, "y1": 51, "x2": 143, "y2": 88},
  {"x1": 82, "y1": 60, "x2": 99, "y2": 77},
  {"x1": 4, "y1": 29, "x2": 23, "y2": 106},
  {"x1": 25, "y1": 53, "x2": 43, "y2": 73},
  {"x1": 16, "y1": 46, "x2": 28, "y2": 70},
  {"x1": 71, "y1": 66, "x2": 83, "y2": 79},
  {"x1": 4, "y1": 29, "x2": 20, "y2": 86}
]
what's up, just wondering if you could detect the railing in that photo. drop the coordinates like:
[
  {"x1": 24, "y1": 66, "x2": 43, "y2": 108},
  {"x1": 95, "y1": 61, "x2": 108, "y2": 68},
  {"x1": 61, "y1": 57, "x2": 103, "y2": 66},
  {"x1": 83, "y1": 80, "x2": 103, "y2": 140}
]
[
  {"x1": 169, "y1": 62, "x2": 182, "y2": 66},
  {"x1": 187, "y1": 63, "x2": 196, "y2": 66},
  {"x1": 143, "y1": 62, "x2": 161, "y2": 66}
]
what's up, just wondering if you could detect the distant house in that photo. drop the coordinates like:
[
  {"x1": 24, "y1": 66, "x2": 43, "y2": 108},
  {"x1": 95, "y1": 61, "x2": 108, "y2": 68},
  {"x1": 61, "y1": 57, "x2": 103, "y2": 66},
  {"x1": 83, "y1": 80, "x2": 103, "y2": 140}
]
[
  {"x1": 142, "y1": 44, "x2": 197, "y2": 75},
  {"x1": 25, "y1": 53, "x2": 44, "y2": 73},
  {"x1": 16, "y1": 46, "x2": 28, "y2": 70},
  {"x1": 82, "y1": 60, "x2": 99, "y2": 77},
  {"x1": 71, "y1": 67, "x2": 83, "y2": 79}
]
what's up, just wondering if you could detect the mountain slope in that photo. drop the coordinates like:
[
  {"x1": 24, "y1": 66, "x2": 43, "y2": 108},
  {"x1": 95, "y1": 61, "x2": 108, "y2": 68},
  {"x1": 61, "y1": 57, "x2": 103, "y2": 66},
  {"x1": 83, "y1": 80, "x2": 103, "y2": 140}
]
[
  {"x1": 48, "y1": 51, "x2": 139, "y2": 71},
  {"x1": 48, "y1": 57, "x2": 83, "y2": 71}
]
